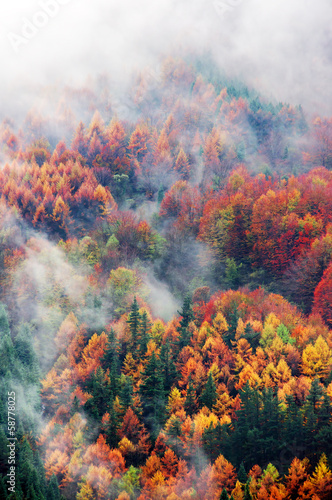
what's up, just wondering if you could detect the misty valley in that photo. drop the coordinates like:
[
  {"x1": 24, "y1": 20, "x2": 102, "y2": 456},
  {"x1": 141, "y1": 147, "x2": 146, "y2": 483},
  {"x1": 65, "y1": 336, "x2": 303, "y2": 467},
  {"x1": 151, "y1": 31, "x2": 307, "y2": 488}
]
[{"x1": 0, "y1": 55, "x2": 332, "y2": 499}]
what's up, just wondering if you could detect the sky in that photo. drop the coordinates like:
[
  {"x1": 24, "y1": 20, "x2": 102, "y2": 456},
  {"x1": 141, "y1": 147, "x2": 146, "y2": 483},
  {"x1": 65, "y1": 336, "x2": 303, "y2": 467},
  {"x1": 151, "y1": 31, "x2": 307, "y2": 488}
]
[{"x1": 0, "y1": 0, "x2": 331, "y2": 116}]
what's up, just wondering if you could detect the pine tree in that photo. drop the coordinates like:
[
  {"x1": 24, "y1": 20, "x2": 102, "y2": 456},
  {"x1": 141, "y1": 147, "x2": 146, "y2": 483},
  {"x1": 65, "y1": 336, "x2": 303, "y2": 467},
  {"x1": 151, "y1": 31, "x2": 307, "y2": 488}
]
[
  {"x1": 220, "y1": 488, "x2": 229, "y2": 500},
  {"x1": 105, "y1": 402, "x2": 121, "y2": 448},
  {"x1": 47, "y1": 474, "x2": 61, "y2": 500},
  {"x1": 184, "y1": 376, "x2": 197, "y2": 416},
  {"x1": 200, "y1": 372, "x2": 217, "y2": 410},
  {"x1": 120, "y1": 375, "x2": 133, "y2": 412},
  {"x1": 139, "y1": 351, "x2": 165, "y2": 435},
  {"x1": 202, "y1": 422, "x2": 226, "y2": 463},
  {"x1": 14, "y1": 323, "x2": 40, "y2": 384},
  {"x1": 160, "y1": 340, "x2": 177, "y2": 393},
  {"x1": 306, "y1": 378, "x2": 323, "y2": 414},
  {"x1": 102, "y1": 328, "x2": 120, "y2": 397},
  {"x1": 84, "y1": 366, "x2": 112, "y2": 419},
  {"x1": 177, "y1": 296, "x2": 194, "y2": 351},
  {"x1": 127, "y1": 297, "x2": 141, "y2": 356},
  {"x1": 102, "y1": 328, "x2": 119, "y2": 372},
  {"x1": 284, "y1": 394, "x2": 304, "y2": 459},
  {"x1": 139, "y1": 311, "x2": 151, "y2": 355},
  {"x1": 238, "y1": 462, "x2": 247, "y2": 483}
]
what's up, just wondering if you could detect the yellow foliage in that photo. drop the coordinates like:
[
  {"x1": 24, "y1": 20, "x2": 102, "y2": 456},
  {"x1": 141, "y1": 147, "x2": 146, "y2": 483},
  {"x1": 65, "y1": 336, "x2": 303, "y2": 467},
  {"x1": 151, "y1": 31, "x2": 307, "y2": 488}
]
[
  {"x1": 166, "y1": 387, "x2": 184, "y2": 415},
  {"x1": 151, "y1": 470, "x2": 166, "y2": 487},
  {"x1": 235, "y1": 363, "x2": 262, "y2": 391},
  {"x1": 213, "y1": 312, "x2": 229, "y2": 336},
  {"x1": 264, "y1": 313, "x2": 281, "y2": 330},
  {"x1": 213, "y1": 392, "x2": 233, "y2": 418},
  {"x1": 118, "y1": 437, "x2": 136, "y2": 455},
  {"x1": 302, "y1": 335, "x2": 332, "y2": 378},
  {"x1": 236, "y1": 318, "x2": 245, "y2": 339}
]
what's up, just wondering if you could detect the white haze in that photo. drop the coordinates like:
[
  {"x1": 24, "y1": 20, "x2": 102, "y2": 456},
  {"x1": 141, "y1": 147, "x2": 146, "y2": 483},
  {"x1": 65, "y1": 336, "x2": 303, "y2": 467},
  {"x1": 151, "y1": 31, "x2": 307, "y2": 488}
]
[{"x1": 0, "y1": 0, "x2": 331, "y2": 118}]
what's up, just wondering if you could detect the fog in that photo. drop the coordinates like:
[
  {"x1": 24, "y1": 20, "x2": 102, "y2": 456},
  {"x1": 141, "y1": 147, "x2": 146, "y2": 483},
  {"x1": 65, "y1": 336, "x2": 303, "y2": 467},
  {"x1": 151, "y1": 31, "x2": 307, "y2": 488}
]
[{"x1": 0, "y1": 0, "x2": 331, "y2": 119}]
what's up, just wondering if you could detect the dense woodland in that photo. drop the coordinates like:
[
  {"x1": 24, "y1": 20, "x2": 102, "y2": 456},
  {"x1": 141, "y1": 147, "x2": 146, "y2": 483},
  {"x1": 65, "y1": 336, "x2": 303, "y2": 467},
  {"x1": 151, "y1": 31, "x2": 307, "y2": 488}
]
[{"x1": 1, "y1": 56, "x2": 332, "y2": 499}]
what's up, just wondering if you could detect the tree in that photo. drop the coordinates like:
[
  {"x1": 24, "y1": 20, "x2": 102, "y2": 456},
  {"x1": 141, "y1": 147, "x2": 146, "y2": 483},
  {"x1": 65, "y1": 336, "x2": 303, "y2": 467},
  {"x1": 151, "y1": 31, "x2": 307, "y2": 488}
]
[
  {"x1": 47, "y1": 474, "x2": 61, "y2": 500},
  {"x1": 212, "y1": 454, "x2": 237, "y2": 495},
  {"x1": 139, "y1": 351, "x2": 165, "y2": 436},
  {"x1": 284, "y1": 457, "x2": 309, "y2": 500},
  {"x1": 177, "y1": 296, "x2": 195, "y2": 351},
  {"x1": 160, "y1": 340, "x2": 177, "y2": 393},
  {"x1": 102, "y1": 328, "x2": 120, "y2": 397},
  {"x1": 220, "y1": 488, "x2": 230, "y2": 500},
  {"x1": 184, "y1": 376, "x2": 198, "y2": 416},
  {"x1": 127, "y1": 296, "x2": 141, "y2": 355},
  {"x1": 309, "y1": 453, "x2": 332, "y2": 500},
  {"x1": 302, "y1": 337, "x2": 332, "y2": 379},
  {"x1": 174, "y1": 149, "x2": 190, "y2": 179},
  {"x1": 71, "y1": 122, "x2": 88, "y2": 156},
  {"x1": 200, "y1": 372, "x2": 217, "y2": 410},
  {"x1": 139, "y1": 311, "x2": 151, "y2": 355},
  {"x1": 238, "y1": 462, "x2": 247, "y2": 484}
]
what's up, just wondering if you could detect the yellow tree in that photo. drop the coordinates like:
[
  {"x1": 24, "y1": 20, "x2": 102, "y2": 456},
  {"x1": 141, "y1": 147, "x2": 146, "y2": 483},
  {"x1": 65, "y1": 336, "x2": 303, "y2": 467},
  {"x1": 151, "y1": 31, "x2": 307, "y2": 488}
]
[{"x1": 302, "y1": 335, "x2": 332, "y2": 379}]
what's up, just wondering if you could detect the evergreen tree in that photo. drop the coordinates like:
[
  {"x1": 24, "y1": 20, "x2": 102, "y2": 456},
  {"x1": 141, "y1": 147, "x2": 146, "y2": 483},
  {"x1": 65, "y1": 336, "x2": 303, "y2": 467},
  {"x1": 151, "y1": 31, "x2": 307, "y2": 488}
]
[
  {"x1": 14, "y1": 323, "x2": 40, "y2": 384},
  {"x1": 102, "y1": 328, "x2": 119, "y2": 372},
  {"x1": 47, "y1": 474, "x2": 61, "y2": 500},
  {"x1": 202, "y1": 421, "x2": 226, "y2": 462},
  {"x1": 200, "y1": 372, "x2": 217, "y2": 410},
  {"x1": 84, "y1": 367, "x2": 112, "y2": 419},
  {"x1": 127, "y1": 297, "x2": 141, "y2": 356},
  {"x1": 220, "y1": 488, "x2": 229, "y2": 500},
  {"x1": 306, "y1": 378, "x2": 323, "y2": 414},
  {"x1": 105, "y1": 403, "x2": 120, "y2": 448},
  {"x1": 102, "y1": 328, "x2": 120, "y2": 397},
  {"x1": 120, "y1": 375, "x2": 133, "y2": 412},
  {"x1": 139, "y1": 311, "x2": 151, "y2": 355},
  {"x1": 259, "y1": 388, "x2": 281, "y2": 464},
  {"x1": 160, "y1": 340, "x2": 177, "y2": 393},
  {"x1": 177, "y1": 296, "x2": 194, "y2": 351},
  {"x1": 231, "y1": 383, "x2": 262, "y2": 467},
  {"x1": 184, "y1": 376, "x2": 197, "y2": 416},
  {"x1": 284, "y1": 394, "x2": 304, "y2": 460},
  {"x1": 238, "y1": 462, "x2": 247, "y2": 483},
  {"x1": 243, "y1": 323, "x2": 260, "y2": 351},
  {"x1": 316, "y1": 393, "x2": 332, "y2": 457},
  {"x1": 139, "y1": 351, "x2": 165, "y2": 436}
]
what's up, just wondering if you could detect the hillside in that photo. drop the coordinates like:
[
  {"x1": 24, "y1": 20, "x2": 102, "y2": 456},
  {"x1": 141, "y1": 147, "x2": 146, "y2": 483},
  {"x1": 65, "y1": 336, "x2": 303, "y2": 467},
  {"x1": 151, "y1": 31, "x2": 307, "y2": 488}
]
[{"x1": 0, "y1": 57, "x2": 332, "y2": 499}]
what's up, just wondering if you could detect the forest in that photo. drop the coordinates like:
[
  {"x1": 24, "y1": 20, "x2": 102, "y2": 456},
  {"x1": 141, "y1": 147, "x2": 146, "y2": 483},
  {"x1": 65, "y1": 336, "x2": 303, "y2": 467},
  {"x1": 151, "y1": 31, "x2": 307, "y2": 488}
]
[{"x1": 0, "y1": 55, "x2": 332, "y2": 499}]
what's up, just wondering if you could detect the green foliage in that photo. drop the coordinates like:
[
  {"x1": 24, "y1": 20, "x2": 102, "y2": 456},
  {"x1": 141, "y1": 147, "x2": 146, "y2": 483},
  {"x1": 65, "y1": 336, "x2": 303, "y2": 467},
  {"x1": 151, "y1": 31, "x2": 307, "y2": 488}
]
[
  {"x1": 127, "y1": 296, "x2": 140, "y2": 354},
  {"x1": 220, "y1": 488, "x2": 229, "y2": 500},
  {"x1": 200, "y1": 372, "x2": 217, "y2": 410},
  {"x1": 184, "y1": 376, "x2": 197, "y2": 416},
  {"x1": 139, "y1": 351, "x2": 165, "y2": 436},
  {"x1": 139, "y1": 311, "x2": 151, "y2": 355},
  {"x1": 277, "y1": 323, "x2": 295, "y2": 345},
  {"x1": 47, "y1": 474, "x2": 61, "y2": 500},
  {"x1": 225, "y1": 257, "x2": 242, "y2": 289},
  {"x1": 116, "y1": 466, "x2": 140, "y2": 499},
  {"x1": 177, "y1": 296, "x2": 195, "y2": 351},
  {"x1": 238, "y1": 462, "x2": 247, "y2": 483}
]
